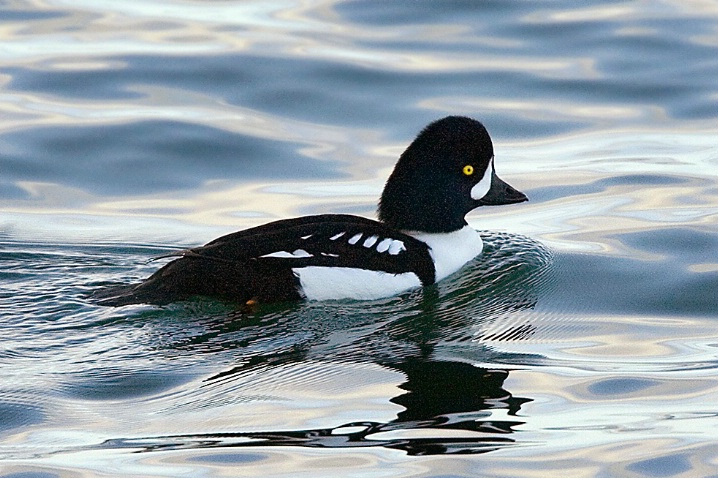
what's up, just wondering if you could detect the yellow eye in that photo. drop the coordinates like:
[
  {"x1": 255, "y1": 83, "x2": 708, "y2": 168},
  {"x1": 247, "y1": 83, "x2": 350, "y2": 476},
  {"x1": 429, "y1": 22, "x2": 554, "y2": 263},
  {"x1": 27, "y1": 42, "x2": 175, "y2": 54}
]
[{"x1": 462, "y1": 165, "x2": 474, "y2": 176}]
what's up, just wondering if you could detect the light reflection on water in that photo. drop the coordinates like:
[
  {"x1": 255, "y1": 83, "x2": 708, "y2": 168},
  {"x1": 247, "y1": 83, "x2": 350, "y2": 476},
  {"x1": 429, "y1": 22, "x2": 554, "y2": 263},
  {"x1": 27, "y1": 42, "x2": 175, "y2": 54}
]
[{"x1": 2, "y1": 0, "x2": 718, "y2": 477}]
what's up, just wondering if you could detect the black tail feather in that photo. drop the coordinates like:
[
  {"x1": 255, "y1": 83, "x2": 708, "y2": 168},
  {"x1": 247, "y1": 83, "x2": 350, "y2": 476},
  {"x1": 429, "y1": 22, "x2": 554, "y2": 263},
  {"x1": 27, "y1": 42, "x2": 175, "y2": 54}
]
[
  {"x1": 90, "y1": 256, "x2": 302, "y2": 307},
  {"x1": 90, "y1": 282, "x2": 179, "y2": 307}
]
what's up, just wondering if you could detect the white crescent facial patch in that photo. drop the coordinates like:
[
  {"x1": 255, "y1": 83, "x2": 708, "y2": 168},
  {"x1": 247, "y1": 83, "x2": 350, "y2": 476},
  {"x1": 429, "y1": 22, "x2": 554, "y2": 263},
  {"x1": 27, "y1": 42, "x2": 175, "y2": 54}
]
[{"x1": 470, "y1": 160, "x2": 494, "y2": 200}]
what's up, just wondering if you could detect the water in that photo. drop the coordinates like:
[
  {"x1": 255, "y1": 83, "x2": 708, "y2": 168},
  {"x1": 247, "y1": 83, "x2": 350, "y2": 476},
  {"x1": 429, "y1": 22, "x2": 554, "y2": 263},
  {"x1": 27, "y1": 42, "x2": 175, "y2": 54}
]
[{"x1": 1, "y1": 1, "x2": 717, "y2": 476}]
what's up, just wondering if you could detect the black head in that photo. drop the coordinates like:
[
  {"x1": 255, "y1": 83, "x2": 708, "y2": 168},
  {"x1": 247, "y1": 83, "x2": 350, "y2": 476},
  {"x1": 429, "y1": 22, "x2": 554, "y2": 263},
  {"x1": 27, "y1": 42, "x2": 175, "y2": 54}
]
[{"x1": 378, "y1": 116, "x2": 527, "y2": 233}]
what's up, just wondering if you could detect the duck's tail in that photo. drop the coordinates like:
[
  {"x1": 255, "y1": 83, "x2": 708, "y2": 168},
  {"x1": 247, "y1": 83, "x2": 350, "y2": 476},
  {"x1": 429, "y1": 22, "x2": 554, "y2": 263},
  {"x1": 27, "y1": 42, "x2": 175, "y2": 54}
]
[
  {"x1": 89, "y1": 282, "x2": 168, "y2": 306},
  {"x1": 89, "y1": 257, "x2": 212, "y2": 306},
  {"x1": 89, "y1": 256, "x2": 301, "y2": 306}
]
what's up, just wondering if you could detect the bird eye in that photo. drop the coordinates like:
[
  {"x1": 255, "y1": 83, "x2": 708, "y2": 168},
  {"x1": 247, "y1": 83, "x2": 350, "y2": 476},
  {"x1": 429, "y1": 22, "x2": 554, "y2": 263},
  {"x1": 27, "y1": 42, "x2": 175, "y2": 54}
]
[{"x1": 462, "y1": 165, "x2": 474, "y2": 176}]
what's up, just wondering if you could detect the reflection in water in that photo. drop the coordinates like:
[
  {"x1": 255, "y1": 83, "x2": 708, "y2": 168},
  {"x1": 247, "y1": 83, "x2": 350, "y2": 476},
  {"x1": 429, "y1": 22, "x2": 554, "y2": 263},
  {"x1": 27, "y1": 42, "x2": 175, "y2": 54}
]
[
  {"x1": 100, "y1": 362, "x2": 527, "y2": 456},
  {"x1": 85, "y1": 232, "x2": 549, "y2": 456}
]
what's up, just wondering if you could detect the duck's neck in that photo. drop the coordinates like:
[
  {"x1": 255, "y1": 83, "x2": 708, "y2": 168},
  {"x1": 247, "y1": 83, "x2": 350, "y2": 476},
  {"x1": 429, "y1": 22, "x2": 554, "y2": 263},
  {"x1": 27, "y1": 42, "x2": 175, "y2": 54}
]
[{"x1": 378, "y1": 193, "x2": 470, "y2": 233}]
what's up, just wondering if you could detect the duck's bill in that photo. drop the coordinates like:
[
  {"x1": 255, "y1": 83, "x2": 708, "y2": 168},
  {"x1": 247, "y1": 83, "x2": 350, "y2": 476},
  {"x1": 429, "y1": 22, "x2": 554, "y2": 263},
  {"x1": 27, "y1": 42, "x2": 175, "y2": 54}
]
[{"x1": 478, "y1": 171, "x2": 528, "y2": 206}]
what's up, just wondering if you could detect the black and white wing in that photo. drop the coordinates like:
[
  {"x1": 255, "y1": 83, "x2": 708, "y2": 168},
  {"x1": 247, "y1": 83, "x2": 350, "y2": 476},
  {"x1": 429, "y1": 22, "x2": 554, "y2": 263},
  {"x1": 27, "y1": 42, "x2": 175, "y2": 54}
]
[
  {"x1": 93, "y1": 214, "x2": 436, "y2": 306},
  {"x1": 182, "y1": 214, "x2": 436, "y2": 285}
]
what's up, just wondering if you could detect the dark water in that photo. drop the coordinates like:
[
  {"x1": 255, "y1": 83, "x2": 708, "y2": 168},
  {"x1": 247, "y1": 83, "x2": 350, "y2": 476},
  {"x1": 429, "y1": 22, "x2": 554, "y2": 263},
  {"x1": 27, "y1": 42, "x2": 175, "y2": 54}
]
[{"x1": 1, "y1": 1, "x2": 718, "y2": 477}]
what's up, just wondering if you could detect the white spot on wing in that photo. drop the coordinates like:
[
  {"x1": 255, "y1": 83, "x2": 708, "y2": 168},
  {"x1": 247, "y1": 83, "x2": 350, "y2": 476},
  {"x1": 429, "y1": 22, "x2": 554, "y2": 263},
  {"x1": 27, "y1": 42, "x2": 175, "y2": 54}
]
[
  {"x1": 295, "y1": 267, "x2": 421, "y2": 301},
  {"x1": 261, "y1": 249, "x2": 313, "y2": 259},
  {"x1": 301, "y1": 234, "x2": 313, "y2": 240},
  {"x1": 330, "y1": 232, "x2": 345, "y2": 241},
  {"x1": 388, "y1": 240, "x2": 406, "y2": 255},
  {"x1": 471, "y1": 160, "x2": 494, "y2": 200},
  {"x1": 376, "y1": 238, "x2": 393, "y2": 253},
  {"x1": 348, "y1": 233, "x2": 362, "y2": 245},
  {"x1": 362, "y1": 235, "x2": 379, "y2": 248},
  {"x1": 261, "y1": 251, "x2": 293, "y2": 258}
]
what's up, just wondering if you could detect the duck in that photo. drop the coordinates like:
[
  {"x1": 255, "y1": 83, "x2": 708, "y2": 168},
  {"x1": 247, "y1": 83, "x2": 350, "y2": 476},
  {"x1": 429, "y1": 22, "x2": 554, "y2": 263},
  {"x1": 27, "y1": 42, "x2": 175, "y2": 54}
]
[{"x1": 94, "y1": 116, "x2": 527, "y2": 306}]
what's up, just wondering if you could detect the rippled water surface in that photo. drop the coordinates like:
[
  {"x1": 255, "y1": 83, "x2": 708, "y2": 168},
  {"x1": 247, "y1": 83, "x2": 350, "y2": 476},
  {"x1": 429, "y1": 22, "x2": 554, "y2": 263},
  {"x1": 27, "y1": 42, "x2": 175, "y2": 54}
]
[{"x1": 2, "y1": 1, "x2": 718, "y2": 477}]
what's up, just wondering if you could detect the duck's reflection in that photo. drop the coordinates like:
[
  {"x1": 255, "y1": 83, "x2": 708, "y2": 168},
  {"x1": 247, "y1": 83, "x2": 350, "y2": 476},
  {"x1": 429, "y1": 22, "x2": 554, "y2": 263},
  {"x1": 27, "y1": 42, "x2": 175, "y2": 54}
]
[{"x1": 101, "y1": 359, "x2": 527, "y2": 456}]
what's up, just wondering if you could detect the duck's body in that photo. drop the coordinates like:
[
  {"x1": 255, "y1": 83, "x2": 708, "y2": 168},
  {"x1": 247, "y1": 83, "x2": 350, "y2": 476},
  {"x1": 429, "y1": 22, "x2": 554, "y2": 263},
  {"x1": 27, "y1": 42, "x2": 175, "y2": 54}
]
[{"x1": 94, "y1": 116, "x2": 527, "y2": 306}]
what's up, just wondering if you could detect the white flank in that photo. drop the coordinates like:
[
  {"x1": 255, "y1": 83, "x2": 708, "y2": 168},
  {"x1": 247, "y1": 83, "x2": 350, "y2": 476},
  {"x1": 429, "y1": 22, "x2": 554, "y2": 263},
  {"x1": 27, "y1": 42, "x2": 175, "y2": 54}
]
[
  {"x1": 471, "y1": 160, "x2": 494, "y2": 200},
  {"x1": 408, "y1": 226, "x2": 483, "y2": 282},
  {"x1": 296, "y1": 267, "x2": 421, "y2": 301}
]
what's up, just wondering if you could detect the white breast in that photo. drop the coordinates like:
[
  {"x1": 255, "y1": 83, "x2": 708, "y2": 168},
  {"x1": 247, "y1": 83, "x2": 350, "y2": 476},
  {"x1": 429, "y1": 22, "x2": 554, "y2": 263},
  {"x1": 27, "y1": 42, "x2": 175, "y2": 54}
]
[{"x1": 407, "y1": 226, "x2": 483, "y2": 282}]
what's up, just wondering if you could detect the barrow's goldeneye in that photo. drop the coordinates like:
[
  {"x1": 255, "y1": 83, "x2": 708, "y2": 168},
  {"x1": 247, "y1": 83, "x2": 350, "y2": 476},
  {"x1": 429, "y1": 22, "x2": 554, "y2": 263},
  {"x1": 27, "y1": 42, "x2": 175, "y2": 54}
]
[{"x1": 94, "y1": 116, "x2": 527, "y2": 306}]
